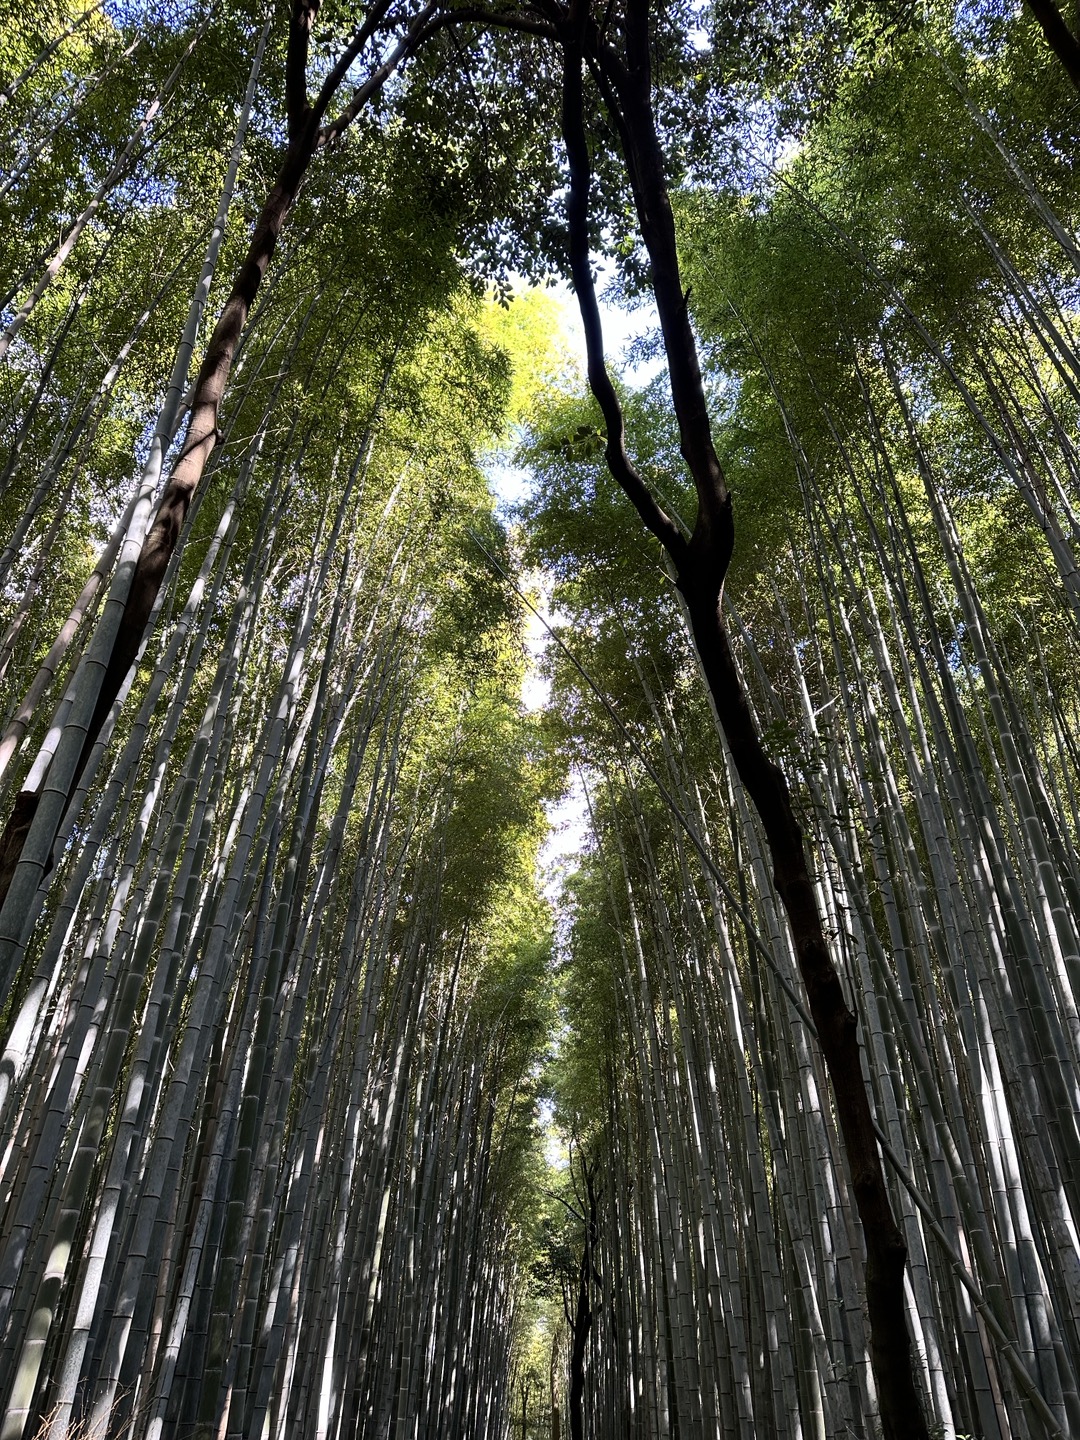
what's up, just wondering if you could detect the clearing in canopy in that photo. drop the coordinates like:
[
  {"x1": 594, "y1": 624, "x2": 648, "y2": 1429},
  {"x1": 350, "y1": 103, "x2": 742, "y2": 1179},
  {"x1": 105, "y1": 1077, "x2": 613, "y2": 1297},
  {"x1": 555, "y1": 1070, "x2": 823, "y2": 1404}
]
[{"x1": 2, "y1": 0, "x2": 1080, "y2": 1436}]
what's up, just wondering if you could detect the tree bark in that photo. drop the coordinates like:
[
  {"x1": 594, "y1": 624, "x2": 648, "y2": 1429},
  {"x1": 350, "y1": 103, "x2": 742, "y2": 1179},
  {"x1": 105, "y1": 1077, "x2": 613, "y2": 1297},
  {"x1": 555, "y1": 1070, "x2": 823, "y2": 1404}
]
[
  {"x1": 566, "y1": 1165, "x2": 596, "y2": 1440},
  {"x1": 550, "y1": 1336, "x2": 561, "y2": 1440},
  {"x1": 1024, "y1": 0, "x2": 1080, "y2": 91},
  {"x1": 75, "y1": 123, "x2": 319, "y2": 777},
  {"x1": 0, "y1": 0, "x2": 403, "y2": 913},
  {"x1": 680, "y1": 587, "x2": 923, "y2": 1440},
  {"x1": 559, "y1": 18, "x2": 929, "y2": 1440}
]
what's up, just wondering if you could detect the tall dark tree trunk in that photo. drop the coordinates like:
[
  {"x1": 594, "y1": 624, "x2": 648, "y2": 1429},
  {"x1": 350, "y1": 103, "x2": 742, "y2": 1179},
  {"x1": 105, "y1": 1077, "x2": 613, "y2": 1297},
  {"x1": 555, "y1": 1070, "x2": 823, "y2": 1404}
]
[
  {"x1": 681, "y1": 587, "x2": 921, "y2": 1439},
  {"x1": 567, "y1": 1157, "x2": 601, "y2": 1440},
  {"x1": 0, "y1": 121, "x2": 319, "y2": 916},
  {"x1": 0, "y1": 0, "x2": 429, "y2": 918},
  {"x1": 566, "y1": 1256, "x2": 590, "y2": 1440},
  {"x1": 1024, "y1": 0, "x2": 1080, "y2": 90},
  {"x1": 550, "y1": 1336, "x2": 561, "y2": 1440},
  {"x1": 558, "y1": 9, "x2": 929, "y2": 1438},
  {"x1": 77, "y1": 127, "x2": 319, "y2": 773},
  {"x1": 566, "y1": 1166, "x2": 597, "y2": 1440}
]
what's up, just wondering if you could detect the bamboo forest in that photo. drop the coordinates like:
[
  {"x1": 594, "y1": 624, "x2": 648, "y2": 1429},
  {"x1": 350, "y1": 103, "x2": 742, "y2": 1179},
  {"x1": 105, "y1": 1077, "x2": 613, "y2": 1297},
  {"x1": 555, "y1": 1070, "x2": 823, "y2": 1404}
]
[{"x1": 7, "y1": 0, "x2": 1080, "y2": 1436}]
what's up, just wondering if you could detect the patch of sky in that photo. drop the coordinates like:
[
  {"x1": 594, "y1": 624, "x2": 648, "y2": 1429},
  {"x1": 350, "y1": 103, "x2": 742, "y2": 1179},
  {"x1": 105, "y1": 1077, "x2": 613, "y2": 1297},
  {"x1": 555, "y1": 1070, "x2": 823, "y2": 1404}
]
[
  {"x1": 731, "y1": 102, "x2": 806, "y2": 195},
  {"x1": 943, "y1": 619, "x2": 968, "y2": 674},
  {"x1": 105, "y1": 0, "x2": 202, "y2": 28},
  {"x1": 537, "y1": 1097, "x2": 567, "y2": 1169},
  {"x1": 684, "y1": 0, "x2": 712, "y2": 52},
  {"x1": 486, "y1": 264, "x2": 665, "y2": 514},
  {"x1": 540, "y1": 771, "x2": 591, "y2": 899},
  {"x1": 478, "y1": 276, "x2": 632, "y2": 950},
  {"x1": 951, "y1": 0, "x2": 1019, "y2": 58}
]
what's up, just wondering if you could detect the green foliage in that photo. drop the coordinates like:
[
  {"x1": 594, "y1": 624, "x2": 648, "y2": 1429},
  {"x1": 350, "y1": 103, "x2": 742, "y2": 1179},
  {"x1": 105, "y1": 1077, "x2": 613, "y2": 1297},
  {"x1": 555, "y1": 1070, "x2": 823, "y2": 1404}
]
[{"x1": 5, "y1": 2, "x2": 1080, "y2": 1435}]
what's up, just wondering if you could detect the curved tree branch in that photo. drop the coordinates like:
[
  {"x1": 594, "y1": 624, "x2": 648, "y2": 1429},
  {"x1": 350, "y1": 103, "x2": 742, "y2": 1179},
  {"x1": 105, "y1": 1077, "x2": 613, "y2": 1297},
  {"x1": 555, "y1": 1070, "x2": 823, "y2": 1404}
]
[
  {"x1": 561, "y1": 43, "x2": 687, "y2": 561},
  {"x1": 312, "y1": 0, "x2": 396, "y2": 122},
  {"x1": 581, "y1": 8, "x2": 732, "y2": 584},
  {"x1": 317, "y1": 2, "x2": 439, "y2": 148}
]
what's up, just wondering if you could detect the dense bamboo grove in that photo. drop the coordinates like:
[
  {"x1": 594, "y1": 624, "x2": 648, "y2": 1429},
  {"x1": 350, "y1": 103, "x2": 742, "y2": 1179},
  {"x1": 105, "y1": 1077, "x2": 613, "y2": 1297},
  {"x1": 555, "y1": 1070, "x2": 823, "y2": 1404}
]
[
  {"x1": 523, "y1": 9, "x2": 1080, "y2": 1436},
  {"x1": 0, "y1": 12, "x2": 555, "y2": 1435},
  {"x1": 3, "y1": 0, "x2": 1080, "y2": 1437}
]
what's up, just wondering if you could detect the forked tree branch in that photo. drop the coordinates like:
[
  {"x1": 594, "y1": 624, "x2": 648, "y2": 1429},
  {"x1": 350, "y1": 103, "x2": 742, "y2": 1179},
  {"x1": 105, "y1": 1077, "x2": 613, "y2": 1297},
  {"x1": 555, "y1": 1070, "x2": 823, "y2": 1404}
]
[
  {"x1": 560, "y1": 43, "x2": 687, "y2": 562},
  {"x1": 576, "y1": 11, "x2": 733, "y2": 584},
  {"x1": 318, "y1": 3, "x2": 439, "y2": 147}
]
